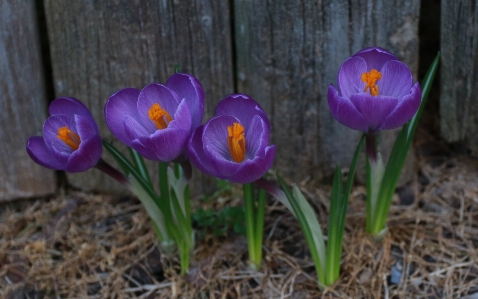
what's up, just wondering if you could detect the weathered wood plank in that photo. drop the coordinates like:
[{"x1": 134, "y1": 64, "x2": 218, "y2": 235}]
[
  {"x1": 440, "y1": 0, "x2": 478, "y2": 154},
  {"x1": 44, "y1": 1, "x2": 233, "y2": 194},
  {"x1": 234, "y1": 0, "x2": 420, "y2": 183},
  {"x1": 0, "y1": 0, "x2": 56, "y2": 201}
]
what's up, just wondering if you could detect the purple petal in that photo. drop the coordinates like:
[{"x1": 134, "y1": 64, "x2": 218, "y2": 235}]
[
  {"x1": 50, "y1": 142, "x2": 72, "y2": 166},
  {"x1": 66, "y1": 135, "x2": 102, "y2": 172},
  {"x1": 229, "y1": 145, "x2": 276, "y2": 184},
  {"x1": 379, "y1": 82, "x2": 422, "y2": 131},
  {"x1": 245, "y1": 115, "x2": 269, "y2": 158},
  {"x1": 124, "y1": 115, "x2": 150, "y2": 143},
  {"x1": 337, "y1": 56, "x2": 368, "y2": 99},
  {"x1": 377, "y1": 60, "x2": 413, "y2": 99},
  {"x1": 215, "y1": 94, "x2": 270, "y2": 130},
  {"x1": 353, "y1": 47, "x2": 398, "y2": 71},
  {"x1": 75, "y1": 115, "x2": 99, "y2": 141},
  {"x1": 187, "y1": 125, "x2": 219, "y2": 177},
  {"x1": 128, "y1": 139, "x2": 159, "y2": 161},
  {"x1": 49, "y1": 97, "x2": 93, "y2": 121},
  {"x1": 349, "y1": 93, "x2": 399, "y2": 133},
  {"x1": 142, "y1": 128, "x2": 189, "y2": 162},
  {"x1": 137, "y1": 83, "x2": 179, "y2": 132},
  {"x1": 43, "y1": 115, "x2": 78, "y2": 154},
  {"x1": 328, "y1": 85, "x2": 368, "y2": 132},
  {"x1": 167, "y1": 73, "x2": 205, "y2": 132},
  {"x1": 26, "y1": 136, "x2": 65, "y2": 170},
  {"x1": 202, "y1": 115, "x2": 236, "y2": 160},
  {"x1": 168, "y1": 98, "x2": 192, "y2": 132},
  {"x1": 202, "y1": 116, "x2": 243, "y2": 177},
  {"x1": 105, "y1": 88, "x2": 141, "y2": 145}
]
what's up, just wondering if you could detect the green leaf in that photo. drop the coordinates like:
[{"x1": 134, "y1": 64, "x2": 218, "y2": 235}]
[
  {"x1": 277, "y1": 174, "x2": 326, "y2": 287},
  {"x1": 370, "y1": 52, "x2": 440, "y2": 235},
  {"x1": 326, "y1": 134, "x2": 364, "y2": 285},
  {"x1": 129, "y1": 175, "x2": 168, "y2": 241},
  {"x1": 406, "y1": 52, "x2": 440, "y2": 143},
  {"x1": 103, "y1": 141, "x2": 176, "y2": 242},
  {"x1": 129, "y1": 147, "x2": 152, "y2": 186},
  {"x1": 102, "y1": 141, "x2": 132, "y2": 175}
]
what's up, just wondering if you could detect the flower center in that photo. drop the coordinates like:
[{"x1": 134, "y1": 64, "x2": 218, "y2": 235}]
[
  {"x1": 148, "y1": 103, "x2": 173, "y2": 130},
  {"x1": 227, "y1": 122, "x2": 246, "y2": 163},
  {"x1": 361, "y1": 69, "x2": 382, "y2": 96},
  {"x1": 57, "y1": 126, "x2": 81, "y2": 150}
]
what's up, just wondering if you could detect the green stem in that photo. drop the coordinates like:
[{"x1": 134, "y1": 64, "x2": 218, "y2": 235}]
[
  {"x1": 254, "y1": 187, "x2": 267, "y2": 267},
  {"x1": 184, "y1": 185, "x2": 192, "y2": 234},
  {"x1": 179, "y1": 240, "x2": 190, "y2": 275},
  {"x1": 158, "y1": 162, "x2": 180, "y2": 244},
  {"x1": 365, "y1": 155, "x2": 372, "y2": 232},
  {"x1": 365, "y1": 134, "x2": 377, "y2": 233},
  {"x1": 243, "y1": 183, "x2": 259, "y2": 270}
]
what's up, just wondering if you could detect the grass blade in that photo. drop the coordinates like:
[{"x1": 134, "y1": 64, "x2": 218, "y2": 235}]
[{"x1": 371, "y1": 52, "x2": 440, "y2": 234}]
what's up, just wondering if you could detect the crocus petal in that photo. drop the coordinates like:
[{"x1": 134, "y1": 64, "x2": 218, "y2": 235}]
[
  {"x1": 137, "y1": 83, "x2": 179, "y2": 132},
  {"x1": 229, "y1": 145, "x2": 276, "y2": 184},
  {"x1": 187, "y1": 125, "x2": 218, "y2": 177},
  {"x1": 26, "y1": 136, "x2": 65, "y2": 170},
  {"x1": 123, "y1": 115, "x2": 150, "y2": 143},
  {"x1": 50, "y1": 142, "x2": 72, "y2": 165},
  {"x1": 105, "y1": 88, "x2": 141, "y2": 145},
  {"x1": 377, "y1": 60, "x2": 413, "y2": 99},
  {"x1": 349, "y1": 93, "x2": 398, "y2": 133},
  {"x1": 167, "y1": 73, "x2": 205, "y2": 132},
  {"x1": 66, "y1": 135, "x2": 102, "y2": 172},
  {"x1": 139, "y1": 128, "x2": 189, "y2": 162},
  {"x1": 75, "y1": 114, "x2": 99, "y2": 141},
  {"x1": 245, "y1": 115, "x2": 269, "y2": 158},
  {"x1": 128, "y1": 139, "x2": 159, "y2": 161},
  {"x1": 49, "y1": 97, "x2": 93, "y2": 121},
  {"x1": 329, "y1": 46, "x2": 418, "y2": 133},
  {"x1": 379, "y1": 82, "x2": 422, "y2": 131},
  {"x1": 202, "y1": 115, "x2": 245, "y2": 177},
  {"x1": 43, "y1": 115, "x2": 78, "y2": 154},
  {"x1": 168, "y1": 98, "x2": 192, "y2": 132},
  {"x1": 188, "y1": 93, "x2": 275, "y2": 183},
  {"x1": 202, "y1": 115, "x2": 235, "y2": 160},
  {"x1": 216, "y1": 94, "x2": 270, "y2": 130},
  {"x1": 328, "y1": 85, "x2": 368, "y2": 132},
  {"x1": 354, "y1": 47, "x2": 398, "y2": 71},
  {"x1": 337, "y1": 56, "x2": 368, "y2": 99}
]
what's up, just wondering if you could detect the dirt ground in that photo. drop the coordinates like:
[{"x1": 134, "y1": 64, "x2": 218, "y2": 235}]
[{"x1": 1, "y1": 134, "x2": 478, "y2": 298}]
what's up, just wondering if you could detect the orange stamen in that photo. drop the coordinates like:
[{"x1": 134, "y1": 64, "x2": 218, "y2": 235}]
[
  {"x1": 227, "y1": 122, "x2": 246, "y2": 163},
  {"x1": 148, "y1": 103, "x2": 173, "y2": 130},
  {"x1": 361, "y1": 69, "x2": 382, "y2": 96},
  {"x1": 57, "y1": 126, "x2": 81, "y2": 150}
]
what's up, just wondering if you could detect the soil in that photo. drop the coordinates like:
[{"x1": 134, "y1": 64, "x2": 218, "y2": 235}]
[{"x1": 1, "y1": 133, "x2": 478, "y2": 298}]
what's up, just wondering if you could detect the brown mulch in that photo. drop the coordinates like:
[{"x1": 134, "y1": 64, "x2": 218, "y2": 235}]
[{"x1": 1, "y1": 143, "x2": 478, "y2": 298}]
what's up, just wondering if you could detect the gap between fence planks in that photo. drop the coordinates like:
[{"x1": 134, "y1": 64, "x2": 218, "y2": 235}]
[{"x1": 440, "y1": 0, "x2": 478, "y2": 154}]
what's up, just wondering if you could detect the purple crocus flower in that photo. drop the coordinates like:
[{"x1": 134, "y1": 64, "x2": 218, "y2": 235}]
[
  {"x1": 188, "y1": 94, "x2": 275, "y2": 184},
  {"x1": 328, "y1": 47, "x2": 422, "y2": 133},
  {"x1": 26, "y1": 97, "x2": 102, "y2": 172},
  {"x1": 105, "y1": 73, "x2": 204, "y2": 162}
]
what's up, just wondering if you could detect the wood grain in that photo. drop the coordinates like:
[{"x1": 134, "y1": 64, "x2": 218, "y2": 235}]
[
  {"x1": 0, "y1": 0, "x2": 56, "y2": 201},
  {"x1": 234, "y1": 0, "x2": 420, "y2": 183},
  {"x1": 440, "y1": 0, "x2": 478, "y2": 154},
  {"x1": 44, "y1": 0, "x2": 234, "y2": 194}
]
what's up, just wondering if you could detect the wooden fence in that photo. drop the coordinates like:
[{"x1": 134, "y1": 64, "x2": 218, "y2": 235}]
[{"x1": 1, "y1": 0, "x2": 476, "y2": 201}]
